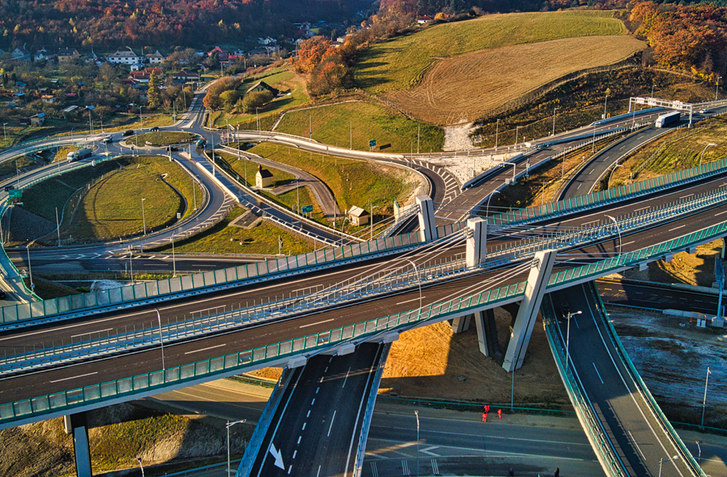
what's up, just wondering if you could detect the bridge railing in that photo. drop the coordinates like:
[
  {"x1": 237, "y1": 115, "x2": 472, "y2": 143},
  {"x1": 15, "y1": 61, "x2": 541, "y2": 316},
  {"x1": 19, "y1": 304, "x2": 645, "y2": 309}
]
[
  {"x1": 486, "y1": 157, "x2": 727, "y2": 229},
  {"x1": 541, "y1": 296, "x2": 627, "y2": 477},
  {"x1": 0, "y1": 226, "x2": 429, "y2": 326},
  {"x1": 4, "y1": 215, "x2": 727, "y2": 424},
  {"x1": 0, "y1": 280, "x2": 527, "y2": 426},
  {"x1": 587, "y1": 283, "x2": 706, "y2": 476}
]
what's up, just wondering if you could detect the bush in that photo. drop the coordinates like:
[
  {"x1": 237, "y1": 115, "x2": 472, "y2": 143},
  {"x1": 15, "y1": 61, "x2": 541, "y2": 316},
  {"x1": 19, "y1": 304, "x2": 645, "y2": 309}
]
[{"x1": 241, "y1": 91, "x2": 274, "y2": 113}]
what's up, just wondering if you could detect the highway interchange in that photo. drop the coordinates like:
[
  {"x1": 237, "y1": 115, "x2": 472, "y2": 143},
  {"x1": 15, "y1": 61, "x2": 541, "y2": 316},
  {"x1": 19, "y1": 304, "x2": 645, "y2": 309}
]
[{"x1": 0, "y1": 91, "x2": 725, "y2": 476}]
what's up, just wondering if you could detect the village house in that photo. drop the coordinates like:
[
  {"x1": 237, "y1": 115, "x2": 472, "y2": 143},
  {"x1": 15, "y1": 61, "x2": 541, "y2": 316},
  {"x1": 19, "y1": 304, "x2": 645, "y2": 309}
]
[
  {"x1": 33, "y1": 48, "x2": 53, "y2": 62},
  {"x1": 246, "y1": 80, "x2": 279, "y2": 96},
  {"x1": 11, "y1": 46, "x2": 30, "y2": 61},
  {"x1": 30, "y1": 113, "x2": 45, "y2": 126},
  {"x1": 57, "y1": 47, "x2": 81, "y2": 63},
  {"x1": 107, "y1": 47, "x2": 141, "y2": 66},
  {"x1": 207, "y1": 46, "x2": 229, "y2": 62},
  {"x1": 148, "y1": 50, "x2": 166, "y2": 65}
]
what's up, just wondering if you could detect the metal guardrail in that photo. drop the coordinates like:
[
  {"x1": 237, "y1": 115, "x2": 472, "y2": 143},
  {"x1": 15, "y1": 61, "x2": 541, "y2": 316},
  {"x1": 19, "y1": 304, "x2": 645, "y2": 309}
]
[
  {"x1": 588, "y1": 284, "x2": 706, "y2": 477},
  {"x1": 3, "y1": 216, "x2": 727, "y2": 425},
  {"x1": 541, "y1": 296, "x2": 627, "y2": 477},
  {"x1": 0, "y1": 228, "x2": 427, "y2": 326},
  {"x1": 487, "y1": 155, "x2": 727, "y2": 229}
]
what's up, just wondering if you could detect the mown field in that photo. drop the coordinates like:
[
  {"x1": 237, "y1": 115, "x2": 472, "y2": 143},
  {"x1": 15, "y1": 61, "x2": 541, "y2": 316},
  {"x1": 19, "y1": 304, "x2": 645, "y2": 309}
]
[
  {"x1": 275, "y1": 101, "x2": 444, "y2": 152},
  {"x1": 248, "y1": 143, "x2": 417, "y2": 212},
  {"x1": 134, "y1": 131, "x2": 196, "y2": 147},
  {"x1": 22, "y1": 156, "x2": 200, "y2": 243},
  {"x1": 385, "y1": 35, "x2": 644, "y2": 126},
  {"x1": 354, "y1": 10, "x2": 627, "y2": 95}
]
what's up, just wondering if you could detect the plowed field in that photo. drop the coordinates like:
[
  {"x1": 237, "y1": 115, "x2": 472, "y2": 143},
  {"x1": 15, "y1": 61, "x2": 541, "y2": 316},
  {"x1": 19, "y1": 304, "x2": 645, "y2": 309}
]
[{"x1": 384, "y1": 35, "x2": 645, "y2": 126}]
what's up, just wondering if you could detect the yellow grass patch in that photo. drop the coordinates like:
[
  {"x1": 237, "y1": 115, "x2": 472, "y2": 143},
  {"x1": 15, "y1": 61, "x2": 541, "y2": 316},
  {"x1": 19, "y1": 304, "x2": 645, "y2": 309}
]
[{"x1": 385, "y1": 35, "x2": 645, "y2": 125}]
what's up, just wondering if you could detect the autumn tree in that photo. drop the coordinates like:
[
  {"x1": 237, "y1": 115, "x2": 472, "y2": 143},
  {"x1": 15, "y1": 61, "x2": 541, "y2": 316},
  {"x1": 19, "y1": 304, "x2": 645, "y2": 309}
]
[
  {"x1": 147, "y1": 70, "x2": 161, "y2": 109},
  {"x1": 291, "y1": 36, "x2": 331, "y2": 74},
  {"x1": 241, "y1": 90, "x2": 274, "y2": 113}
]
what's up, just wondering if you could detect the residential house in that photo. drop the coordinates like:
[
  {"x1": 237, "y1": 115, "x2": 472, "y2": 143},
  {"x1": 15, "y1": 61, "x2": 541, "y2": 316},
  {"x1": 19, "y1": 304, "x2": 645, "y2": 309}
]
[
  {"x1": 207, "y1": 46, "x2": 229, "y2": 62},
  {"x1": 11, "y1": 46, "x2": 30, "y2": 61},
  {"x1": 348, "y1": 206, "x2": 370, "y2": 226},
  {"x1": 148, "y1": 50, "x2": 165, "y2": 65},
  {"x1": 246, "y1": 80, "x2": 279, "y2": 96},
  {"x1": 57, "y1": 47, "x2": 81, "y2": 63},
  {"x1": 33, "y1": 48, "x2": 53, "y2": 62},
  {"x1": 173, "y1": 70, "x2": 200, "y2": 82},
  {"x1": 107, "y1": 47, "x2": 141, "y2": 66},
  {"x1": 258, "y1": 37, "x2": 276, "y2": 46},
  {"x1": 86, "y1": 50, "x2": 102, "y2": 65},
  {"x1": 417, "y1": 15, "x2": 433, "y2": 24},
  {"x1": 30, "y1": 113, "x2": 45, "y2": 126},
  {"x1": 41, "y1": 94, "x2": 55, "y2": 103}
]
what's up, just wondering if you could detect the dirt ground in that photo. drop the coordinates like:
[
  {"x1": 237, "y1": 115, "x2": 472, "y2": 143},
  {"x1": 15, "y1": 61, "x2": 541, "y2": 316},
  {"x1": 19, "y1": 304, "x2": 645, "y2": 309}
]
[
  {"x1": 384, "y1": 35, "x2": 644, "y2": 126},
  {"x1": 623, "y1": 240, "x2": 723, "y2": 287}
]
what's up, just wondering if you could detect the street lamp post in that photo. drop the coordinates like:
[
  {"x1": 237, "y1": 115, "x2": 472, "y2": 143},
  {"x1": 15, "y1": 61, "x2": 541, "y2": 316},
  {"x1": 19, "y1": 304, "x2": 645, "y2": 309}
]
[
  {"x1": 227, "y1": 419, "x2": 246, "y2": 475},
  {"x1": 552, "y1": 106, "x2": 559, "y2": 136},
  {"x1": 608, "y1": 163, "x2": 624, "y2": 189},
  {"x1": 495, "y1": 118, "x2": 500, "y2": 150},
  {"x1": 716, "y1": 76, "x2": 721, "y2": 101},
  {"x1": 415, "y1": 410, "x2": 420, "y2": 477},
  {"x1": 606, "y1": 215, "x2": 623, "y2": 256},
  {"x1": 141, "y1": 198, "x2": 147, "y2": 235},
  {"x1": 651, "y1": 83, "x2": 655, "y2": 97},
  {"x1": 515, "y1": 125, "x2": 520, "y2": 147},
  {"x1": 137, "y1": 457, "x2": 145, "y2": 477},
  {"x1": 26, "y1": 245, "x2": 34, "y2": 292},
  {"x1": 659, "y1": 455, "x2": 679, "y2": 477},
  {"x1": 2, "y1": 122, "x2": 7, "y2": 146},
  {"x1": 171, "y1": 233, "x2": 176, "y2": 277},
  {"x1": 155, "y1": 309, "x2": 165, "y2": 372},
  {"x1": 603, "y1": 94, "x2": 609, "y2": 119},
  {"x1": 701, "y1": 366, "x2": 712, "y2": 428},
  {"x1": 565, "y1": 310, "x2": 582, "y2": 374},
  {"x1": 139, "y1": 106, "x2": 143, "y2": 131},
  {"x1": 699, "y1": 142, "x2": 717, "y2": 167},
  {"x1": 485, "y1": 190, "x2": 500, "y2": 218}
]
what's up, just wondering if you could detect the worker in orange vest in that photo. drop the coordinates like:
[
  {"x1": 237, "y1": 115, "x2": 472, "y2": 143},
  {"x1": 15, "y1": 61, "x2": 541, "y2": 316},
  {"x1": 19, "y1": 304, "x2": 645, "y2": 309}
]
[{"x1": 498, "y1": 409, "x2": 502, "y2": 419}]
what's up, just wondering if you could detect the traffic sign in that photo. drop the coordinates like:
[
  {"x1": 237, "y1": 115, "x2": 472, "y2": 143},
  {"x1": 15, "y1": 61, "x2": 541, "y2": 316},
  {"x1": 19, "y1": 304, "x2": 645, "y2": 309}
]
[
  {"x1": 9, "y1": 189, "x2": 22, "y2": 199},
  {"x1": 369, "y1": 139, "x2": 376, "y2": 148},
  {"x1": 302, "y1": 205, "x2": 313, "y2": 214}
]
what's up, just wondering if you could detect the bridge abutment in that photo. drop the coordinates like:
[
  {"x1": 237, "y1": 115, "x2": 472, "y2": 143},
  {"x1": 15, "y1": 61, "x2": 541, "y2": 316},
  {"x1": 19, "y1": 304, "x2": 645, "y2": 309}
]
[
  {"x1": 416, "y1": 196, "x2": 437, "y2": 242},
  {"x1": 502, "y1": 250, "x2": 556, "y2": 372},
  {"x1": 450, "y1": 315, "x2": 471, "y2": 333},
  {"x1": 65, "y1": 413, "x2": 93, "y2": 477}
]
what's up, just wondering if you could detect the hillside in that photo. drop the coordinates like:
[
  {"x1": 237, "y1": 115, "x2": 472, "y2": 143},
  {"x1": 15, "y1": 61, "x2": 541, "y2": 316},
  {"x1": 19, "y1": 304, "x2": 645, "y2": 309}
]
[
  {"x1": 353, "y1": 10, "x2": 644, "y2": 125},
  {"x1": 0, "y1": 0, "x2": 374, "y2": 50}
]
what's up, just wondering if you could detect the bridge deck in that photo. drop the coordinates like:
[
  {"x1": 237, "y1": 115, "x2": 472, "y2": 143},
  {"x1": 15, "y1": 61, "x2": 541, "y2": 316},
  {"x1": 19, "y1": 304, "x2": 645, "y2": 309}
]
[{"x1": 548, "y1": 283, "x2": 698, "y2": 477}]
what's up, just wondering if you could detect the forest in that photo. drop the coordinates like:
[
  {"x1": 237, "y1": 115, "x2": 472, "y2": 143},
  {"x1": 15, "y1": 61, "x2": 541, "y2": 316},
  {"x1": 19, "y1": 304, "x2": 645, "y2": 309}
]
[{"x1": 0, "y1": 0, "x2": 374, "y2": 50}]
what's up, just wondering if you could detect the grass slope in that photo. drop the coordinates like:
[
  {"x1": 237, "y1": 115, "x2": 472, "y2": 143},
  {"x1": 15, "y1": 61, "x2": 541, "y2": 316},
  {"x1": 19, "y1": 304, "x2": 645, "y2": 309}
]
[
  {"x1": 249, "y1": 143, "x2": 414, "y2": 211},
  {"x1": 276, "y1": 101, "x2": 444, "y2": 152},
  {"x1": 355, "y1": 10, "x2": 626, "y2": 94}
]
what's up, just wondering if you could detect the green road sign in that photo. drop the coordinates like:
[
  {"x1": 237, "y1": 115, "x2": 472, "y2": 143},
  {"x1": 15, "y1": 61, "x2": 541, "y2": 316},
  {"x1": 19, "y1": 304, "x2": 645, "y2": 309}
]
[
  {"x1": 8, "y1": 189, "x2": 22, "y2": 199},
  {"x1": 302, "y1": 205, "x2": 313, "y2": 214},
  {"x1": 369, "y1": 139, "x2": 376, "y2": 148}
]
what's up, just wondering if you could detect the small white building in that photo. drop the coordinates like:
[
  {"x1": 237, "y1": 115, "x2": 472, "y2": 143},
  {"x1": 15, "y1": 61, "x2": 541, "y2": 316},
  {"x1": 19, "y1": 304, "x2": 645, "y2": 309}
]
[
  {"x1": 255, "y1": 165, "x2": 274, "y2": 188},
  {"x1": 107, "y1": 47, "x2": 141, "y2": 66},
  {"x1": 348, "y1": 206, "x2": 370, "y2": 226}
]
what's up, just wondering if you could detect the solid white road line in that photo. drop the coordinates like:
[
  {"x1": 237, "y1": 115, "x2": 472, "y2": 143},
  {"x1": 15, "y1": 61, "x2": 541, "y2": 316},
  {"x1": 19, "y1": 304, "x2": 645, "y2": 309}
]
[
  {"x1": 327, "y1": 410, "x2": 337, "y2": 437},
  {"x1": 50, "y1": 371, "x2": 98, "y2": 383},
  {"x1": 669, "y1": 225, "x2": 686, "y2": 232},
  {"x1": 592, "y1": 363, "x2": 604, "y2": 384},
  {"x1": 299, "y1": 318, "x2": 335, "y2": 329},
  {"x1": 71, "y1": 327, "x2": 113, "y2": 338},
  {"x1": 396, "y1": 296, "x2": 426, "y2": 305},
  {"x1": 184, "y1": 343, "x2": 226, "y2": 355}
]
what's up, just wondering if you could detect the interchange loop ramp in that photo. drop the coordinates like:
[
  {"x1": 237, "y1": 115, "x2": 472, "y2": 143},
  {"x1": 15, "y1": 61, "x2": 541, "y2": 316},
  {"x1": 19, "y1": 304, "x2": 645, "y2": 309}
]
[{"x1": 543, "y1": 282, "x2": 704, "y2": 477}]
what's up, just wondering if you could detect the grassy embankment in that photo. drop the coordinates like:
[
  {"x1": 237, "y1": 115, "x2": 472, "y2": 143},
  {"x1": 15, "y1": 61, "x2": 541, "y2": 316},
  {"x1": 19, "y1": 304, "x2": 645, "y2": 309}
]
[
  {"x1": 209, "y1": 66, "x2": 309, "y2": 131},
  {"x1": 247, "y1": 143, "x2": 414, "y2": 221},
  {"x1": 356, "y1": 10, "x2": 627, "y2": 95},
  {"x1": 275, "y1": 101, "x2": 444, "y2": 153},
  {"x1": 155, "y1": 206, "x2": 314, "y2": 255},
  {"x1": 134, "y1": 131, "x2": 196, "y2": 147},
  {"x1": 22, "y1": 155, "x2": 200, "y2": 243}
]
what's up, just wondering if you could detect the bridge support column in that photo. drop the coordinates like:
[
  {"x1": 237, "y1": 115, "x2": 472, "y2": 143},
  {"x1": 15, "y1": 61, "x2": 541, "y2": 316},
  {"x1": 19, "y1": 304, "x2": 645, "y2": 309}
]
[
  {"x1": 466, "y1": 217, "x2": 487, "y2": 268},
  {"x1": 474, "y1": 309, "x2": 499, "y2": 358},
  {"x1": 450, "y1": 315, "x2": 471, "y2": 333},
  {"x1": 502, "y1": 250, "x2": 557, "y2": 372},
  {"x1": 416, "y1": 196, "x2": 437, "y2": 242},
  {"x1": 722, "y1": 237, "x2": 726, "y2": 260},
  {"x1": 65, "y1": 413, "x2": 93, "y2": 477}
]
